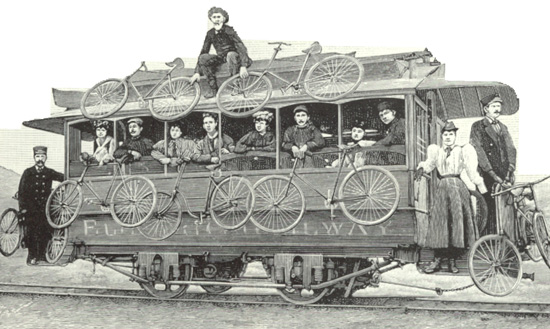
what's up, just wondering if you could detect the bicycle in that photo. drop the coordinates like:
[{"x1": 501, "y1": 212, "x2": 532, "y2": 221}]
[
  {"x1": 0, "y1": 194, "x2": 68, "y2": 264},
  {"x1": 216, "y1": 42, "x2": 365, "y2": 118},
  {"x1": 80, "y1": 58, "x2": 201, "y2": 121},
  {"x1": 468, "y1": 175, "x2": 550, "y2": 296},
  {"x1": 137, "y1": 161, "x2": 255, "y2": 241},
  {"x1": 45, "y1": 153, "x2": 158, "y2": 229},
  {"x1": 251, "y1": 144, "x2": 399, "y2": 233}
]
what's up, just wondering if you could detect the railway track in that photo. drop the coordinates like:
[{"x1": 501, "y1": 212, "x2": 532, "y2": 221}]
[{"x1": 1, "y1": 282, "x2": 550, "y2": 316}]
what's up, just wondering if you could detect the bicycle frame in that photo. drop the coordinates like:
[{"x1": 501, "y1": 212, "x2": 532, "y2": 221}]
[
  {"x1": 124, "y1": 61, "x2": 181, "y2": 104},
  {"x1": 242, "y1": 43, "x2": 317, "y2": 94},
  {"x1": 74, "y1": 161, "x2": 127, "y2": 207},
  {"x1": 282, "y1": 148, "x2": 366, "y2": 205},
  {"x1": 161, "y1": 163, "x2": 236, "y2": 221}
]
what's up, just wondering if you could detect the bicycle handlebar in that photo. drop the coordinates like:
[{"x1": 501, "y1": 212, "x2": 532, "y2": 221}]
[
  {"x1": 268, "y1": 41, "x2": 292, "y2": 46},
  {"x1": 491, "y1": 174, "x2": 550, "y2": 197}
]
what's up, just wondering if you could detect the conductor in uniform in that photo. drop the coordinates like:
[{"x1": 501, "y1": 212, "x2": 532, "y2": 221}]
[
  {"x1": 470, "y1": 93, "x2": 516, "y2": 235},
  {"x1": 18, "y1": 146, "x2": 64, "y2": 265}
]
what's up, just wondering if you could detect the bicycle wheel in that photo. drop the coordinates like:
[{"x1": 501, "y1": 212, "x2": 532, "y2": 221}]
[
  {"x1": 80, "y1": 78, "x2": 129, "y2": 119},
  {"x1": 524, "y1": 212, "x2": 542, "y2": 262},
  {"x1": 216, "y1": 72, "x2": 272, "y2": 118},
  {"x1": 210, "y1": 176, "x2": 255, "y2": 230},
  {"x1": 533, "y1": 212, "x2": 550, "y2": 269},
  {"x1": 468, "y1": 234, "x2": 522, "y2": 297},
  {"x1": 110, "y1": 176, "x2": 157, "y2": 228},
  {"x1": 46, "y1": 181, "x2": 83, "y2": 229},
  {"x1": 339, "y1": 166, "x2": 399, "y2": 226},
  {"x1": 304, "y1": 54, "x2": 364, "y2": 101},
  {"x1": 0, "y1": 209, "x2": 21, "y2": 257},
  {"x1": 149, "y1": 77, "x2": 201, "y2": 121},
  {"x1": 138, "y1": 192, "x2": 182, "y2": 240},
  {"x1": 251, "y1": 176, "x2": 305, "y2": 233},
  {"x1": 45, "y1": 228, "x2": 68, "y2": 264}
]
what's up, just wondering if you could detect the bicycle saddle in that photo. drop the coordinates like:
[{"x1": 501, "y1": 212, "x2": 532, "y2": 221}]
[
  {"x1": 165, "y1": 57, "x2": 185, "y2": 68},
  {"x1": 302, "y1": 41, "x2": 322, "y2": 55},
  {"x1": 205, "y1": 163, "x2": 223, "y2": 171}
]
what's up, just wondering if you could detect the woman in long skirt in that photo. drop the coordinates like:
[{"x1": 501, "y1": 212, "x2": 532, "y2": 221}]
[{"x1": 414, "y1": 121, "x2": 487, "y2": 273}]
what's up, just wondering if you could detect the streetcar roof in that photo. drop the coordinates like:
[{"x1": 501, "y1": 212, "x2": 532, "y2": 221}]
[{"x1": 24, "y1": 49, "x2": 518, "y2": 135}]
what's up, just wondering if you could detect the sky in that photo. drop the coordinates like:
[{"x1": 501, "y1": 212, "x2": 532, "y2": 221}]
[{"x1": 0, "y1": 1, "x2": 547, "y2": 175}]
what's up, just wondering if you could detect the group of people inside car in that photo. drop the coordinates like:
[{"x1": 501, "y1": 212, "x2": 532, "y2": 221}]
[{"x1": 88, "y1": 102, "x2": 406, "y2": 168}]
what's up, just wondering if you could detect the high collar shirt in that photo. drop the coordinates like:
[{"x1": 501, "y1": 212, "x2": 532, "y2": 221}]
[{"x1": 417, "y1": 143, "x2": 487, "y2": 194}]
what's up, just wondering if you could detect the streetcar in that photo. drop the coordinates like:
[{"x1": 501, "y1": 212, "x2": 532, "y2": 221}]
[{"x1": 0, "y1": 44, "x2": 537, "y2": 304}]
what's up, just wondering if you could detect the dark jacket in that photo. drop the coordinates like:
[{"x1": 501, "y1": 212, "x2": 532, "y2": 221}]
[
  {"x1": 195, "y1": 25, "x2": 252, "y2": 73},
  {"x1": 18, "y1": 166, "x2": 64, "y2": 219},
  {"x1": 234, "y1": 131, "x2": 275, "y2": 153},
  {"x1": 196, "y1": 133, "x2": 235, "y2": 163},
  {"x1": 470, "y1": 117, "x2": 516, "y2": 180},
  {"x1": 282, "y1": 123, "x2": 325, "y2": 152},
  {"x1": 113, "y1": 136, "x2": 154, "y2": 159},
  {"x1": 374, "y1": 118, "x2": 406, "y2": 146}
]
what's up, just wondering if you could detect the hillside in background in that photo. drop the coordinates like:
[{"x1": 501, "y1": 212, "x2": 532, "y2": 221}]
[{"x1": 0, "y1": 165, "x2": 20, "y2": 210}]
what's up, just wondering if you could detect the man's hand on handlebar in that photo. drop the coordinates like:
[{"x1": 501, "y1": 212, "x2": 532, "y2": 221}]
[
  {"x1": 239, "y1": 67, "x2": 249, "y2": 79},
  {"x1": 190, "y1": 73, "x2": 200, "y2": 84}
]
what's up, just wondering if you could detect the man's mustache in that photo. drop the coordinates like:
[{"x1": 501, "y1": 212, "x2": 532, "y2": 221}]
[{"x1": 36, "y1": 160, "x2": 44, "y2": 165}]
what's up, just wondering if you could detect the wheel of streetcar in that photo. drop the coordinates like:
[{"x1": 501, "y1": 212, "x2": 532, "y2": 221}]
[
  {"x1": 216, "y1": 72, "x2": 273, "y2": 118},
  {"x1": 80, "y1": 78, "x2": 129, "y2": 119},
  {"x1": 210, "y1": 176, "x2": 255, "y2": 230},
  {"x1": 110, "y1": 176, "x2": 157, "y2": 228},
  {"x1": 304, "y1": 54, "x2": 364, "y2": 101},
  {"x1": 277, "y1": 287, "x2": 331, "y2": 305},
  {"x1": 46, "y1": 180, "x2": 83, "y2": 229},
  {"x1": 533, "y1": 212, "x2": 550, "y2": 268},
  {"x1": 468, "y1": 234, "x2": 522, "y2": 297},
  {"x1": 251, "y1": 176, "x2": 306, "y2": 233},
  {"x1": 149, "y1": 77, "x2": 201, "y2": 121},
  {"x1": 45, "y1": 228, "x2": 68, "y2": 264},
  {"x1": 201, "y1": 263, "x2": 248, "y2": 294},
  {"x1": 138, "y1": 192, "x2": 182, "y2": 240},
  {"x1": 140, "y1": 260, "x2": 192, "y2": 299},
  {"x1": 339, "y1": 166, "x2": 399, "y2": 226},
  {"x1": 525, "y1": 212, "x2": 542, "y2": 262},
  {"x1": 0, "y1": 209, "x2": 22, "y2": 257}
]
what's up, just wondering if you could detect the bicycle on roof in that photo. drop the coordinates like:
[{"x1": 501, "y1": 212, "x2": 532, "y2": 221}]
[
  {"x1": 80, "y1": 58, "x2": 201, "y2": 121},
  {"x1": 45, "y1": 153, "x2": 158, "y2": 229},
  {"x1": 216, "y1": 41, "x2": 365, "y2": 118}
]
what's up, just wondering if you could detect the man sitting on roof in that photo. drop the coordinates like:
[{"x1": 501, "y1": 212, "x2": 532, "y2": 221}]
[
  {"x1": 113, "y1": 118, "x2": 154, "y2": 162},
  {"x1": 189, "y1": 7, "x2": 252, "y2": 99}
]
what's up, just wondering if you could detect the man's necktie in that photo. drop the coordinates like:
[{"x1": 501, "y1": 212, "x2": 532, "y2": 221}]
[{"x1": 492, "y1": 120, "x2": 501, "y2": 134}]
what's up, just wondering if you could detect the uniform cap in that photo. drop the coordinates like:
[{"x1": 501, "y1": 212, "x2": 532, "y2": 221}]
[
  {"x1": 33, "y1": 146, "x2": 47, "y2": 155},
  {"x1": 480, "y1": 93, "x2": 503, "y2": 107}
]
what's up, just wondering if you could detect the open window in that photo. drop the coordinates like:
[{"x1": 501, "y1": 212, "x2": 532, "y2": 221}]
[
  {"x1": 341, "y1": 98, "x2": 406, "y2": 166},
  {"x1": 279, "y1": 103, "x2": 337, "y2": 168}
]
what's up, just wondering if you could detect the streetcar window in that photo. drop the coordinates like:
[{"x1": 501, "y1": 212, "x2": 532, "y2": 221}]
[
  {"x1": 67, "y1": 120, "x2": 119, "y2": 177},
  {"x1": 341, "y1": 98, "x2": 406, "y2": 166},
  {"x1": 120, "y1": 117, "x2": 164, "y2": 175},
  {"x1": 280, "y1": 104, "x2": 336, "y2": 169},
  {"x1": 222, "y1": 111, "x2": 277, "y2": 171}
]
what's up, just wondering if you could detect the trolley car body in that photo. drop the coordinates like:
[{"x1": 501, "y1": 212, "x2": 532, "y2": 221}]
[{"x1": 21, "y1": 48, "x2": 519, "y2": 301}]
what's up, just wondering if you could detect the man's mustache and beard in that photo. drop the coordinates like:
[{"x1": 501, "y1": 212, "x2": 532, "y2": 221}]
[{"x1": 35, "y1": 160, "x2": 45, "y2": 167}]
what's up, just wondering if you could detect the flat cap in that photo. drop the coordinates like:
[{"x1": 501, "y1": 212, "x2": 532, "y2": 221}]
[
  {"x1": 293, "y1": 105, "x2": 309, "y2": 114},
  {"x1": 127, "y1": 117, "x2": 144, "y2": 126}
]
